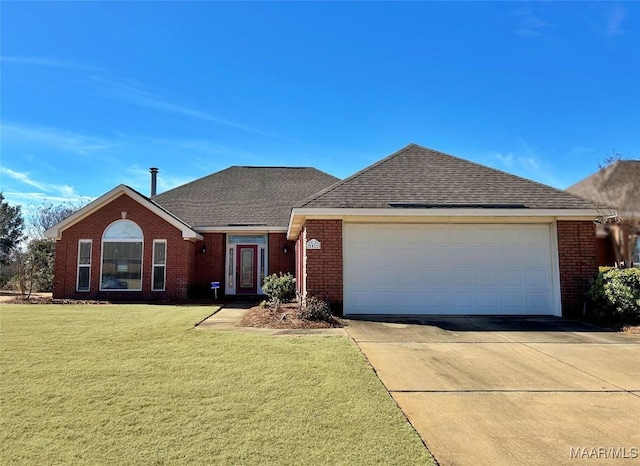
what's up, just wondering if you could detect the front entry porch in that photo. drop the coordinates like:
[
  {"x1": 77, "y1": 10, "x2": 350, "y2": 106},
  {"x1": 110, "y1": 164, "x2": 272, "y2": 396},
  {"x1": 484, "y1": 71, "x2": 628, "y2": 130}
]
[{"x1": 224, "y1": 235, "x2": 268, "y2": 296}]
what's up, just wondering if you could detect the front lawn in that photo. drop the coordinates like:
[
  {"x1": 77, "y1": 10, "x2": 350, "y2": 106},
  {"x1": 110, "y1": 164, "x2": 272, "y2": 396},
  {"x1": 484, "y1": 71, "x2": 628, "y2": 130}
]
[{"x1": 1, "y1": 304, "x2": 433, "y2": 465}]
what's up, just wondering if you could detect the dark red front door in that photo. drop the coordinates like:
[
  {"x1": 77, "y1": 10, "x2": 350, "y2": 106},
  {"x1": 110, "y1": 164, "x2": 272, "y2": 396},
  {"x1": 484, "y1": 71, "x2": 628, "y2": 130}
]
[{"x1": 236, "y1": 245, "x2": 258, "y2": 294}]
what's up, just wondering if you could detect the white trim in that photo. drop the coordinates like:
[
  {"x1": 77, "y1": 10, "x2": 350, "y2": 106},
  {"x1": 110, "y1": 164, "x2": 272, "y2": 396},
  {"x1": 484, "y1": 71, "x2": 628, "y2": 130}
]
[
  {"x1": 44, "y1": 184, "x2": 203, "y2": 241},
  {"x1": 151, "y1": 239, "x2": 167, "y2": 292},
  {"x1": 291, "y1": 207, "x2": 599, "y2": 218},
  {"x1": 287, "y1": 208, "x2": 599, "y2": 239},
  {"x1": 194, "y1": 226, "x2": 287, "y2": 233},
  {"x1": 76, "y1": 239, "x2": 92, "y2": 292},
  {"x1": 549, "y1": 222, "x2": 563, "y2": 317},
  {"x1": 224, "y1": 235, "x2": 268, "y2": 295},
  {"x1": 225, "y1": 244, "x2": 236, "y2": 296}
]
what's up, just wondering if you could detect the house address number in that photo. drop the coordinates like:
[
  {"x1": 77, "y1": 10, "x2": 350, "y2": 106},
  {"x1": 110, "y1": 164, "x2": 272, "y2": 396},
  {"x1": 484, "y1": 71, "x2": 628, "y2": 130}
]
[{"x1": 306, "y1": 239, "x2": 321, "y2": 250}]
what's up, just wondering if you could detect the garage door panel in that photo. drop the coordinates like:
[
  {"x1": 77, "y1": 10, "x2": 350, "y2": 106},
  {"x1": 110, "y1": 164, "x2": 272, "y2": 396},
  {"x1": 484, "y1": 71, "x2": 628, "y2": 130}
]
[
  {"x1": 424, "y1": 229, "x2": 449, "y2": 244},
  {"x1": 476, "y1": 293, "x2": 499, "y2": 309},
  {"x1": 349, "y1": 244, "x2": 372, "y2": 263},
  {"x1": 424, "y1": 269, "x2": 449, "y2": 285},
  {"x1": 450, "y1": 271, "x2": 475, "y2": 286},
  {"x1": 527, "y1": 293, "x2": 550, "y2": 309},
  {"x1": 450, "y1": 292, "x2": 474, "y2": 308},
  {"x1": 397, "y1": 246, "x2": 424, "y2": 266},
  {"x1": 475, "y1": 270, "x2": 498, "y2": 286},
  {"x1": 474, "y1": 249, "x2": 500, "y2": 267},
  {"x1": 526, "y1": 270, "x2": 549, "y2": 287},
  {"x1": 500, "y1": 249, "x2": 524, "y2": 267},
  {"x1": 344, "y1": 224, "x2": 558, "y2": 315},
  {"x1": 522, "y1": 227, "x2": 547, "y2": 244},
  {"x1": 403, "y1": 269, "x2": 429, "y2": 287},
  {"x1": 501, "y1": 229, "x2": 523, "y2": 244},
  {"x1": 501, "y1": 293, "x2": 524, "y2": 309}
]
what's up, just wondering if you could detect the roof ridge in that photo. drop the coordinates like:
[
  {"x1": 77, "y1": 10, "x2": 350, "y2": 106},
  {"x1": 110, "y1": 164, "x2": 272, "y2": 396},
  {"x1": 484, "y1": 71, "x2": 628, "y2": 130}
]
[{"x1": 296, "y1": 143, "x2": 417, "y2": 208}]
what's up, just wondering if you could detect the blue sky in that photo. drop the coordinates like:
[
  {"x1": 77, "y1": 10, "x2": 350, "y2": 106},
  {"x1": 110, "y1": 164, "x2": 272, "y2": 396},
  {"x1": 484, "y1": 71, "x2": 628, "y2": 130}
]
[{"x1": 1, "y1": 1, "x2": 639, "y2": 209}]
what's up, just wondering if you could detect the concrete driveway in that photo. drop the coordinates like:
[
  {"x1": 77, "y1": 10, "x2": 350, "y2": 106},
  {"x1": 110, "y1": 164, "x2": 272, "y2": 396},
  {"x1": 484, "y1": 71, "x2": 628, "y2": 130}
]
[{"x1": 346, "y1": 316, "x2": 640, "y2": 466}]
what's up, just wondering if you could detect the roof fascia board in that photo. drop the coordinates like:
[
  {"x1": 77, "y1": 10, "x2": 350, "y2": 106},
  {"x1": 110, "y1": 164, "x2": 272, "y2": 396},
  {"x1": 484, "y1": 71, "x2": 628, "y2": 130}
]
[
  {"x1": 287, "y1": 207, "x2": 599, "y2": 240},
  {"x1": 194, "y1": 226, "x2": 288, "y2": 233},
  {"x1": 292, "y1": 207, "x2": 599, "y2": 217},
  {"x1": 44, "y1": 185, "x2": 203, "y2": 241}
]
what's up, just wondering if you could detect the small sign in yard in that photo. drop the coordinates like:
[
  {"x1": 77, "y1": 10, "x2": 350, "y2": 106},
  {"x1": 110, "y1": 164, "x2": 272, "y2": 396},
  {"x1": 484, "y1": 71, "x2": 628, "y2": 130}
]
[{"x1": 210, "y1": 281, "x2": 220, "y2": 299}]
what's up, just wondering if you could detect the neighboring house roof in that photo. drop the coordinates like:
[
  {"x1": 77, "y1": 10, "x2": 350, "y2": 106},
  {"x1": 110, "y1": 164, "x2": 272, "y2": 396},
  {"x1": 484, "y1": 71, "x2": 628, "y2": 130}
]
[
  {"x1": 45, "y1": 185, "x2": 203, "y2": 241},
  {"x1": 296, "y1": 144, "x2": 597, "y2": 210},
  {"x1": 566, "y1": 160, "x2": 640, "y2": 215},
  {"x1": 152, "y1": 166, "x2": 339, "y2": 229}
]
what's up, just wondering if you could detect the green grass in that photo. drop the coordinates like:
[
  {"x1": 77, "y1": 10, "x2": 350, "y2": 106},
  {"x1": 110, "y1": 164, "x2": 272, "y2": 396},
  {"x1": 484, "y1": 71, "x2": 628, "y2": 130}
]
[{"x1": 1, "y1": 304, "x2": 433, "y2": 465}]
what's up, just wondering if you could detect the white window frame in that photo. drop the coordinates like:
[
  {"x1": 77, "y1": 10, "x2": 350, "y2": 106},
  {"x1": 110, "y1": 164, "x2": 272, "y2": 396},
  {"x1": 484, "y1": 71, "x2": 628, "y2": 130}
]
[
  {"x1": 77, "y1": 239, "x2": 92, "y2": 292},
  {"x1": 100, "y1": 220, "x2": 144, "y2": 292},
  {"x1": 152, "y1": 240, "x2": 167, "y2": 291}
]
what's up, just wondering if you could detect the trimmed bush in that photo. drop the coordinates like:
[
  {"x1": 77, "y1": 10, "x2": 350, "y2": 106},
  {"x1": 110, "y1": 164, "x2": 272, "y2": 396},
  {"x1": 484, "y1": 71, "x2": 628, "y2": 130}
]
[
  {"x1": 262, "y1": 273, "x2": 296, "y2": 307},
  {"x1": 587, "y1": 267, "x2": 640, "y2": 324},
  {"x1": 299, "y1": 296, "x2": 333, "y2": 322}
]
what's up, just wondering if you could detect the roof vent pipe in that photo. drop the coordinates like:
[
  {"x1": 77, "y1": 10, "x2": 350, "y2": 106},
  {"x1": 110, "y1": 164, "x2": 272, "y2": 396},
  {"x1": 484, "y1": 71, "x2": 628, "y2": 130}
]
[{"x1": 150, "y1": 167, "x2": 159, "y2": 196}]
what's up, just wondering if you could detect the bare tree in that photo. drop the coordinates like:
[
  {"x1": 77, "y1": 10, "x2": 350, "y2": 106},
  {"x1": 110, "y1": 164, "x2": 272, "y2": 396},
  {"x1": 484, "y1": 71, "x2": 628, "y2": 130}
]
[
  {"x1": 569, "y1": 152, "x2": 639, "y2": 267},
  {"x1": 26, "y1": 201, "x2": 85, "y2": 240}
]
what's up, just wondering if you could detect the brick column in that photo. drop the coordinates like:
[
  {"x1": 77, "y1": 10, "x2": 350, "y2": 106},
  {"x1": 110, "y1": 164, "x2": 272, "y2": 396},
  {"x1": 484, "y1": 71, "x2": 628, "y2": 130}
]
[
  {"x1": 302, "y1": 219, "x2": 343, "y2": 309},
  {"x1": 557, "y1": 220, "x2": 598, "y2": 318}
]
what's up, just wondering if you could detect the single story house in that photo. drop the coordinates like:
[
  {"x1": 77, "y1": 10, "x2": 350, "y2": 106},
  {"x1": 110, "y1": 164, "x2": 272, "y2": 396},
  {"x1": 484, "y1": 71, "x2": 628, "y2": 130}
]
[
  {"x1": 46, "y1": 144, "x2": 599, "y2": 317},
  {"x1": 566, "y1": 160, "x2": 640, "y2": 267}
]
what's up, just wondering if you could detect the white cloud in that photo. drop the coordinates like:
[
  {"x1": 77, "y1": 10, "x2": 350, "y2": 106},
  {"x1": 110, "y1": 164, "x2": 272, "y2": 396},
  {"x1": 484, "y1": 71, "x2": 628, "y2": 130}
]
[
  {"x1": 513, "y1": 8, "x2": 554, "y2": 40},
  {"x1": 89, "y1": 76, "x2": 277, "y2": 137},
  {"x1": 0, "y1": 167, "x2": 93, "y2": 207},
  {"x1": 606, "y1": 4, "x2": 626, "y2": 35},
  {"x1": 0, "y1": 166, "x2": 48, "y2": 191},
  {"x1": 486, "y1": 141, "x2": 563, "y2": 188},
  {"x1": 1, "y1": 123, "x2": 112, "y2": 156},
  {"x1": 0, "y1": 55, "x2": 101, "y2": 71}
]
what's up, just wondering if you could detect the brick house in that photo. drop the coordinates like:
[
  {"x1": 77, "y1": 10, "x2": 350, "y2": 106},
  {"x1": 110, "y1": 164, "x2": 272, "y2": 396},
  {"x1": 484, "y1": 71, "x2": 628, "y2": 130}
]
[
  {"x1": 566, "y1": 160, "x2": 640, "y2": 267},
  {"x1": 46, "y1": 144, "x2": 599, "y2": 317},
  {"x1": 45, "y1": 167, "x2": 338, "y2": 301}
]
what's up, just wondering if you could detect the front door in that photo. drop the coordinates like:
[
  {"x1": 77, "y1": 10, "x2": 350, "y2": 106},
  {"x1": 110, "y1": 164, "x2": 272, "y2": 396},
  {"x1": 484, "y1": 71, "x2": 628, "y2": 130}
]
[{"x1": 236, "y1": 245, "x2": 258, "y2": 294}]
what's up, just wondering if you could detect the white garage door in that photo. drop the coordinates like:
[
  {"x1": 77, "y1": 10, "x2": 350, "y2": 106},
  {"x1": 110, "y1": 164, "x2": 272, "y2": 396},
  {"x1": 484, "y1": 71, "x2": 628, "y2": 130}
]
[{"x1": 344, "y1": 223, "x2": 559, "y2": 316}]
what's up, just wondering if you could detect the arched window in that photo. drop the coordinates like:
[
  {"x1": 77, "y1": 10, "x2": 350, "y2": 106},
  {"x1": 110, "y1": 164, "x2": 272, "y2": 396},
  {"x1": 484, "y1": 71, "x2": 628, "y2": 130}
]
[{"x1": 101, "y1": 220, "x2": 143, "y2": 291}]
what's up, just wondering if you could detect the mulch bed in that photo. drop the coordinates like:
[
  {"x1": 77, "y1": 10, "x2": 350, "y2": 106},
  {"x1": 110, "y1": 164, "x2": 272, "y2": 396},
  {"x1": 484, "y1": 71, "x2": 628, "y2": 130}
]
[
  {"x1": 239, "y1": 302, "x2": 344, "y2": 329},
  {"x1": 3, "y1": 295, "x2": 110, "y2": 305}
]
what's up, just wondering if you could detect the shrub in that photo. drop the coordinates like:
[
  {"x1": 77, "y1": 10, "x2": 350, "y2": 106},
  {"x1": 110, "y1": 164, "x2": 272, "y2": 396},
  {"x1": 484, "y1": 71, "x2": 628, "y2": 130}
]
[
  {"x1": 262, "y1": 272, "x2": 296, "y2": 308},
  {"x1": 299, "y1": 296, "x2": 333, "y2": 322},
  {"x1": 587, "y1": 268, "x2": 640, "y2": 324}
]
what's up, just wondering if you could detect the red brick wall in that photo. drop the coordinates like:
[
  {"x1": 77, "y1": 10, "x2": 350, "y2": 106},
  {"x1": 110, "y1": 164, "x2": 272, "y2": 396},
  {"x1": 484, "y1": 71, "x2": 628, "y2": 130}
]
[
  {"x1": 268, "y1": 233, "x2": 295, "y2": 276},
  {"x1": 557, "y1": 220, "x2": 598, "y2": 317},
  {"x1": 53, "y1": 193, "x2": 195, "y2": 300},
  {"x1": 191, "y1": 233, "x2": 225, "y2": 298},
  {"x1": 302, "y1": 219, "x2": 343, "y2": 307}
]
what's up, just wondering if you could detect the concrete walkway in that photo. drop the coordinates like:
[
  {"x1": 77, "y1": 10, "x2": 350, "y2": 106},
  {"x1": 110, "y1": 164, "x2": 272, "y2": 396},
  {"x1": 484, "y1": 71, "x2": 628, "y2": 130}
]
[
  {"x1": 196, "y1": 301, "x2": 346, "y2": 336},
  {"x1": 345, "y1": 316, "x2": 640, "y2": 466}
]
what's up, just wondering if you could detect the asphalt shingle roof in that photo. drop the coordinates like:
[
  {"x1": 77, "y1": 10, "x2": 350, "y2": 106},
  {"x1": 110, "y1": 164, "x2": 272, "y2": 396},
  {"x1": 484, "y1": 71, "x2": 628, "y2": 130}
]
[
  {"x1": 152, "y1": 166, "x2": 339, "y2": 227},
  {"x1": 297, "y1": 144, "x2": 596, "y2": 210},
  {"x1": 566, "y1": 160, "x2": 640, "y2": 212}
]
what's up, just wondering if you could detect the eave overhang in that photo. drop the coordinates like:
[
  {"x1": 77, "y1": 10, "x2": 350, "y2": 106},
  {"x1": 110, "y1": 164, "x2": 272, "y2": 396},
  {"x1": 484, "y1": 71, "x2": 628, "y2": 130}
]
[
  {"x1": 286, "y1": 207, "x2": 600, "y2": 240},
  {"x1": 194, "y1": 226, "x2": 288, "y2": 234}
]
